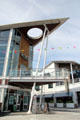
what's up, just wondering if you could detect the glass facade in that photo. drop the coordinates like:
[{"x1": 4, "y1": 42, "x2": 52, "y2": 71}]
[
  {"x1": 0, "y1": 29, "x2": 21, "y2": 77},
  {"x1": 7, "y1": 30, "x2": 21, "y2": 76},
  {"x1": 0, "y1": 29, "x2": 33, "y2": 112},
  {"x1": 48, "y1": 83, "x2": 53, "y2": 88},
  {"x1": 0, "y1": 29, "x2": 33, "y2": 77},
  {"x1": 3, "y1": 88, "x2": 30, "y2": 111},
  {"x1": 8, "y1": 30, "x2": 33, "y2": 77},
  {"x1": 0, "y1": 30, "x2": 10, "y2": 76}
]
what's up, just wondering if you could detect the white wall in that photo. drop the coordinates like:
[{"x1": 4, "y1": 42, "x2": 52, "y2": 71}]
[
  {"x1": 32, "y1": 62, "x2": 55, "y2": 77},
  {"x1": 36, "y1": 82, "x2": 80, "y2": 96}
]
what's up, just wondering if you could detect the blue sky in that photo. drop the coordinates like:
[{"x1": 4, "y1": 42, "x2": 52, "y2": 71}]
[{"x1": 0, "y1": 0, "x2": 80, "y2": 68}]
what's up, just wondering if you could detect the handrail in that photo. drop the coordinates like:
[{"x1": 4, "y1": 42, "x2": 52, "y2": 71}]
[{"x1": 8, "y1": 68, "x2": 70, "y2": 78}]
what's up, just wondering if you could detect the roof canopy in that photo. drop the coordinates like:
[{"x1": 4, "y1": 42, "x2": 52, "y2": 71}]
[
  {"x1": 0, "y1": 18, "x2": 68, "y2": 46},
  {"x1": 53, "y1": 60, "x2": 80, "y2": 65}
]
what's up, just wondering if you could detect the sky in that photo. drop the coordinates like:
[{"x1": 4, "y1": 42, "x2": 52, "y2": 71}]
[{"x1": 0, "y1": 0, "x2": 80, "y2": 68}]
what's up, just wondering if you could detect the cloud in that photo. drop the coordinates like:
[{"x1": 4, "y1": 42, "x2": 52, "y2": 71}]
[{"x1": 0, "y1": 0, "x2": 80, "y2": 68}]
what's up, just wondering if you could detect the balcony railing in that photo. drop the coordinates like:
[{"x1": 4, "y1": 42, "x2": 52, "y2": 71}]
[{"x1": 8, "y1": 68, "x2": 70, "y2": 79}]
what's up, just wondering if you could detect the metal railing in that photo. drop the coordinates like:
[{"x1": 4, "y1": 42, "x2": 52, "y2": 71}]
[{"x1": 8, "y1": 68, "x2": 70, "y2": 79}]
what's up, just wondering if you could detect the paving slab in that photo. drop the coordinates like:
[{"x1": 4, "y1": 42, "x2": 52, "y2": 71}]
[{"x1": 0, "y1": 111, "x2": 80, "y2": 120}]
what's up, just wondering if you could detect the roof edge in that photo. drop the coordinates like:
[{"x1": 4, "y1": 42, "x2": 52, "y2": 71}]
[{"x1": 0, "y1": 17, "x2": 69, "y2": 31}]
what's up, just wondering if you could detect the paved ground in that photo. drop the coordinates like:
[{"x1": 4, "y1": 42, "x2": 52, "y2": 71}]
[
  {"x1": 0, "y1": 111, "x2": 80, "y2": 120},
  {"x1": 53, "y1": 107, "x2": 80, "y2": 112}
]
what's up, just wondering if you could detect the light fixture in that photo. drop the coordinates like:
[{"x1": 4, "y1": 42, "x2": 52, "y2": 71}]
[{"x1": 27, "y1": 28, "x2": 43, "y2": 39}]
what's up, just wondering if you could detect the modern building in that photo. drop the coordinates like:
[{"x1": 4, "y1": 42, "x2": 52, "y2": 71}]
[
  {"x1": 0, "y1": 18, "x2": 68, "y2": 112},
  {"x1": 36, "y1": 61, "x2": 80, "y2": 108}
]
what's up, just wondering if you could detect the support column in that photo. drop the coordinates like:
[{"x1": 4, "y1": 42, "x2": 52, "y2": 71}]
[
  {"x1": 27, "y1": 25, "x2": 47, "y2": 114},
  {"x1": 6, "y1": 89, "x2": 9, "y2": 111},
  {"x1": 70, "y1": 63, "x2": 74, "y2": 84},
  {"x1": 70, "y1": 63, "x2": 77, "y2": 107},
  {"x1": 40, "y1": 27, "x2": 49, "y2": 107},
  {"x1": 27, "y1": 83, "x2": 36, "y2": 114},
  {"x1": 54, "y1": 97, "x2": 56, "y2": 107},
  {"x1": 1, "y1": 29, "x2": 13, "y2": 112},
  {"x1": 36, "y1": 25, "x2": 47, "y2": 76},
  {"x1": 54, "y1": 84, "x2": 56, "y2": 107},
  {"x1": 42, "y1": 27, "x2": 49, "y2": 76},
  {"x1": 72, "y1": 92, "x2": 78, "y2": 107},
  {"x1": 40, "y1": 85, "x2": 43, "y2": 106}
]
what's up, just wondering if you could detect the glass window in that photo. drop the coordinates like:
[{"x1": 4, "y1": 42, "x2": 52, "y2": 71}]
[
  {"x1": 56, "y1": 82, "x2": 60, "y2": 86},
  {"x1": 7, "y1": 29, "x2": 21, "y2": 76},
  {"x1": 0, "y1": 47, "x2": 7, "y2": 57},
  {"x1": 60, "y1": 82, "x2": 64, "y2": 85},
  {"x1": 0, "y1": 30, "x2": 10, "y2": 76},
  {"x1": 24, "y1": 96, "x2": 28, "y2": 104},
  {"x1": 35, "y1": 86, "x2": 40, "y2": 91},
  {"x1": 0, "y1": 63, "x2": 4, "y2": 75},
  {"x1": 48, "y1": 84, "x2": 53, "y2": 88},
  {"x1": 29, "y1": 46, "x2": 33, "y2": 69}
]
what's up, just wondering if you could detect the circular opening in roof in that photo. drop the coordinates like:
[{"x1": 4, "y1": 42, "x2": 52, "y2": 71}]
[{"x1": 27, "y1": 28, "x2": 43, "y2": 39}]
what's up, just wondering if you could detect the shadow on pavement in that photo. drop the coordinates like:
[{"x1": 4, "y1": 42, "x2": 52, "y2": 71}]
[
  {"x1": 0, "y1": 112, "x2": 11, "y2": 117},
  {"x1": 0, "y1": 111, "x2": 56, "y2": 117}
]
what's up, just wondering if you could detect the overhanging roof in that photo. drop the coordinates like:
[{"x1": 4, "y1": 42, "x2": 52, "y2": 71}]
[
  {"x1": 45, "y1": 60, "x2": 80, "y2": 69},
  {"x1": 0, "y1": 18, "x2": 69, "y2": 46},
  {"x1": 52, "y1": 60, "x2": 80, "y2": 65},
  {"x1": 7, "y1": 76, "x2": 65, "y2": 89}
]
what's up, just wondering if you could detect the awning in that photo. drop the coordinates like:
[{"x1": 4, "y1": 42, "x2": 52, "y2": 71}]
[
  {"x1": 43, "y1": 94, "x2": 54, "y2": 98},
  {"x1": 54, "y1": 92, "x2": 73, "y2": 97},
  {"x1": 37, "y1": 92, "x2": 73, "y2": 98},
  {"x1": 37, "y1": 94, "x2": 54, "y2": 98}
]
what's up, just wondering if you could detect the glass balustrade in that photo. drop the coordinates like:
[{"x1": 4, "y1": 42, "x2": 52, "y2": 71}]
[{"x1": 8, "y1": 68, "x2": 70, "y2": 79}]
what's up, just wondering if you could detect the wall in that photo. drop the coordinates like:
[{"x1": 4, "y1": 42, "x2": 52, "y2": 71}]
[{"x1": 18, "y1": 34, "x2": 29, "y2": 70}]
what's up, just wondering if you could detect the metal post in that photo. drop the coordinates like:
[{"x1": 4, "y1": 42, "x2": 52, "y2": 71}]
[
  {"x1": 54, "y1": 84, "x2": 56, "y2": 107},
  {"x1": 70, "y1": 63, "x2": 74, "y2": 84},
  {"x1": 27, "y1": 25, "x2": 47, "y2": 114},
  {"x1": 42, "y1": 26, "x2": 49, "y2": 76},
  {"x1": 1, "y1": 29, "x2": 13, "y2": 112},
  {"x1": 27, "y1": 83, "x2": 35, "y2": 114},
  {"x1": 40, "y1": 27, "x2": 49, "y2": 107},
  {"x1": 36, "y1": 25, "x2": 47, "y2": 76},
  {"x1": 6, "y1": 89, "x2": 9, "y2": 111},
  {"x1": 72, "y1": 92, "x2": 78, "y2": 107}
]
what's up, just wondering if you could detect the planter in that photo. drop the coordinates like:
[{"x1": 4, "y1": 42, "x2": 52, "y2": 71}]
[
  {"x1": 66, "y1": 103, "x2": 75, "y2": 108},
  {"x1": 57, "y1": 103, "x2": 64, "y2": 108}
]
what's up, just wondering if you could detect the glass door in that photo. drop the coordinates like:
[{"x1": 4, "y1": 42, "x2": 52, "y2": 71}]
[
  {"x1": 16, "y1": 94, "x2": 21, "y2": 111},
  {"x1": 23, "y1": 95, "x2": 29, "y2": 111}
]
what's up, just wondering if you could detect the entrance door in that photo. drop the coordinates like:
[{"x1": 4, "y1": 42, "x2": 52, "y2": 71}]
[
  {"x1": 8, "y1": 94, "x2": 15, "y2": 112},
  {"x1": 16, "y1": 94, "x2": 21, "y2": 111},
  {"x1": 23, "y1": 95, "x2": 29, "y2": 111}
]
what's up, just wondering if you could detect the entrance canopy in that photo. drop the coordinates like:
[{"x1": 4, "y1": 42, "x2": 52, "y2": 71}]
[
  {"x1": 9, "y1": 81, "x2": 54, "y2": 89},
  {"x1": 7, "y1": 76, "x2": 67, "y2": 89}
]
